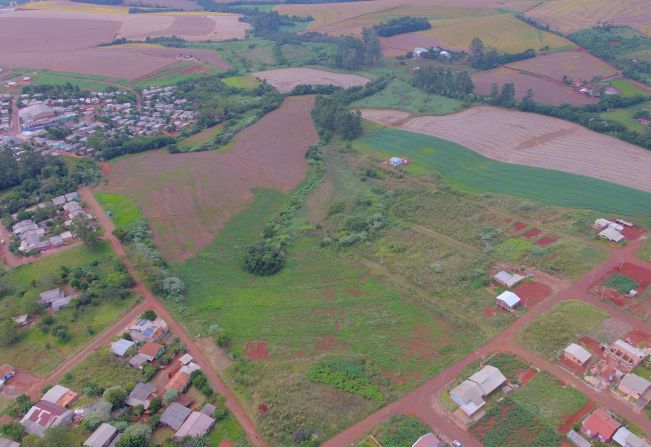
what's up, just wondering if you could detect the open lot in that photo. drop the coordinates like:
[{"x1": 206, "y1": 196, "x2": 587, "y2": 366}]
[
  {"x1": 390, "y1": 106, "x2": 651, "y2": 194},
  {"x1": 104, "y1": 95, "x2": 318, "y2": 262},
  {"x1": 253, "y1": 68, "x2": 370, "y2": 93},
  {"x1": 523, "y1": 0, "x2": 651, "y2": 35},
  {"x1": 506, "y1": 51, "x2": 619, "y2": 83},
  {"x1": 471, "y1": 68, "x2": 597, "y2": 105}
]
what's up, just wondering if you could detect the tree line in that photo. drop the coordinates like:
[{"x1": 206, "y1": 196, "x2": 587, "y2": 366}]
[
  {"x1": 469, "y1": 37, "x2": 536, "y2": 70},
  {"x1": 374, "y1": 16, "x2": 431, "y2": 37},
  {"x1": 412, "y1": 67, "x2": 474, "y2": 98}
]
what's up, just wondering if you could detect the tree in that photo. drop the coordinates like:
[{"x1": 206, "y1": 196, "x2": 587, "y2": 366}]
[
  {"x1": 82, "y1": 400, "x2": 112, "y2": 430},
  {"x1": 0, "y1": 319, "x2": 17, "y2": 347},
  {"x1": 470, "y1": 36, "x2": 485, "y2": 59},
  {"x1": 38, "y1": 427, "x2": 77, "y2": 447},
  {"x1": 163, "y1": 388, "x2": 178, "y2": 405},
  {"x1": 140, "y1": 310, "x2": 157, "y2": 321},
  {"x1": 117, "y1": 424, "x2": 151, "y2": 447},
  {"x1": 70, "y1": 215, "x2": 102, "y2": 248},
  {"x1": 333, "y1": 36, "x2": 365, "y2": 70},
  {"x1": 0, "y1": 422, "x2": 25, "y2": 441},
  {"x1": 498, "y1": 82, "x2": 516, "y2": 106},
  {"x1": 103, "y1": 386, "x2": 127, "y2": 409},
  {"x1": 362, "y1": 27, "x2": 382, "y2": 66},
  {"x1": 523, "y1": 88, "x2": 535, "y2": 104},
  {"x1": 242, "y1": 241, "x2": 286, "y2": 276}
]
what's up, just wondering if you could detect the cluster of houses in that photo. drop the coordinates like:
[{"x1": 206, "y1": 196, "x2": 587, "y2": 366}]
[
  {"x1": 493, "y1": 270, "x2": 527, "y2": 311},
  {"x1": 139, "y1": 86, "x2": 197, "y2": 133},
  {"x1": 595, "y1": 218, "x2": 633, "y2": 243},
  {"x1": 9, "y1": 191, "x2": 89, "y2": 254},
  {"x1": 412, "y1": 46, "x2": 452, "y2": 60},
  {"x1": 0, "y1": 93, "x2": 10, "y2": 132}
]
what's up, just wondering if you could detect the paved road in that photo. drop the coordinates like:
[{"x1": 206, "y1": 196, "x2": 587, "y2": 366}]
[
  {"x1": 323, "y1": 238, "x2": 651, "y2": 446},
  {"x1": 73, "y1": 188, "x2": 268, "y2": 447}
]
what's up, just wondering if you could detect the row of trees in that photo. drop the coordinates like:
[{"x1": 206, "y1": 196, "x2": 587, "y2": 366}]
[
  {"x1": 412, "y1": 66, "x2": 474, "y2": 98},
  {"x1": 87, "y1": 133, "x2": 175, "y2": 160},
  {"x1": 469, "y1": 37, "x2": 535, "y2": 70},
  {"x1": 332, "y1": 27, "x2": 382, "y2": 70},
  {"x1": 374, "y1": 16, "x2": 431, "y2": 37}
]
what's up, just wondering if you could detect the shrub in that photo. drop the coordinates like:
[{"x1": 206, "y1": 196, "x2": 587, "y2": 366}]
[
  {"x1": 242, "y1": 241, "x2": 286, "y2": 276},
  {"x1": 103, "y1": 386, "x2": 127, "y2": 409},
  {"x1": 605, "y1": 274, "x2": 639, "y2": 294},
  {"x1": 306, "y1": 358, "x2": 383, "y2": 401}
]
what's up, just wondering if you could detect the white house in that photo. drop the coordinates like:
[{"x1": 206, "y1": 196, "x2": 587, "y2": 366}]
[{"x1": 496, "y1": 291, "x2": 521, "y2": 311}]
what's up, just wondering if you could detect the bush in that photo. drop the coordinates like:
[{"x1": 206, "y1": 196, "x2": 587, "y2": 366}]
[
  {"x1": 83, "y1": 400, "x2": 113, "y2": 430},
  {"x1": 605, "y1": 274, "x2": 639, "y2": 294},
  {"x1": 242, "y1": 241, "x2": 287, "y2": 276},
  {"x1": 103, "y1": 386, "x2": 127, "y2": 409},
  {"x1": 306, "y1": 358, "x2": 383, "y2": 401}
]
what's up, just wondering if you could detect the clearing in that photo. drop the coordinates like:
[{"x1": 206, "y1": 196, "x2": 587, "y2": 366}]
[
  {"x1": 253, "y1": 68, "x2": 370, "y2": 93},
  {"x1": 103, "y1": 95, "x2": 318, "y2": 262}
]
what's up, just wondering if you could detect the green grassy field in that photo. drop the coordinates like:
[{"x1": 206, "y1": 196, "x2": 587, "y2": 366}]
[
  {"x1": 222, "y1": 75, "x2": 261, "y2": 89},
  {"x1": 177, "y1": 123, "x2": 223, "y2": 150},
  {"x1": 602, "y1": 100, "x2": 651, "y2": 132},
  {"x1": 22, "y1": 69, "x2": 129, "y2": 91},
  {"x1": 355, "y1": 128, "x2": 651, "y2": 217},
  {"x1": 94, "y1": 192, "x2": 144, "y2": 229},
  {"x1": 133, "y1": 63, "x2": 221, "y2": 89},
  {"x1": 609, "y1": 79, "x2": 649, "y2": 97},
  {"x1": 61, "y1": 348, "x2": 142, "y2": 391},
  {"x1": 350, "y1": 79, "x2": 463, "y2": 115},
  {"x1": 518, "y1": 300, "x2": 607, "y2": 359},
  {"x1": 201, "y1": 39, "x2": 277, "y2": 72}
]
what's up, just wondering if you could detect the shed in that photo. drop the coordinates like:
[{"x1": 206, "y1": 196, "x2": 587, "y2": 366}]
[
  {"x1": 84, "y1": 423, "x2": 118, "y2": 447},
  {"x1": 496, "y1": 291, "x2": 521, "y2": 311},
  {"x1": 175, "y1": 411, "x2": 215, "y2": 439},
  {"x1": 564, "y1": 343, "x2": 592, "y2": 366},
  {"x1": 39, "y1": 288, "x2": 64, "y2": 306},
  {"x1": 111, "y1": 339, "x2": 135, "y2": 357},
  {"x1": 51, "y1": 295, "x2": 73, "y2": 311},
  {"x1": 494, "y1": 271, "x2": 525, "y2": 288},
  {"x1": 160, "y1": 402, "x2": 192, "y2": 430}
]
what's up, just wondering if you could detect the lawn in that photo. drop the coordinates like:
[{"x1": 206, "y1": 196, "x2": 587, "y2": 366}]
[
  {"x1": 94, "y1": 192, "x2": 144, "y2": 229},
  {"x1": 517, "y1": 300, "x2": 608, "y2": 359},
  {"x1": 609, "y1": 79, "x2": 649, "y2": 97},
  {"x1": 61, "y1": 348, "x2": 142, "y2": 392},
  {"x1": 177, "y1": 123, "x2": 223, "y2": 150},
  {"x1": 208, "y1": 412, "x2": 247, "y2": 445},
  {"x1": 355, "y1": 128, "x2": 651, "y2": 217},
  {"x1": 350, "y1": 79, "x2": 463, "y2": 116}
]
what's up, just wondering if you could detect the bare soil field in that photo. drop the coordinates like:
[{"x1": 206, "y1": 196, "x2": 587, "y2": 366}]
[
  {"x1": 524, "y1": 0, "x2": 651, "y2": 35},
  {"x1": 358, "y1": 109, "x2": 412, "y2": 126},
  {"x1": 388, "y1": 105, "x2": 651, "y2": 193},
  {"x1": 506, "y1": 52, "x2": 619, "y2": 83},
  {"x1": 104, "y1": 96, "x2": 318, "y2": 262},
  {"x1": 472, "y1": 68, "x2": 597, "y2": 105},
  {"x1": 116, "y1": 44, "x2": 229, "y2": 70},
  {"x1": 122, "y1": 0, "x2": 199, "y2": 10},
  {"x1": 253, "y1": 68, "x2": 369, "y2": 93}
]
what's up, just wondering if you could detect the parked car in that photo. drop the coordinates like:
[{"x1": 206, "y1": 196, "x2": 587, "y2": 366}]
[{"x1": 452, "y1": 441, "x2": 463, "y2": 447}]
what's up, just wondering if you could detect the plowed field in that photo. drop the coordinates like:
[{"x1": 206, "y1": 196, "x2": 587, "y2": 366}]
[
  {"x1": 253, "y1": 68, "x2": 369, "y2": 93},
  {"x1": 505, "y1": 52, "x2": 619, "y2": 83}
]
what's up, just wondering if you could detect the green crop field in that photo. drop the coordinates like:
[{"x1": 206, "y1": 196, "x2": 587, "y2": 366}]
[
  {"x1": 133, "y1": 63, "x2": 221, "y2": 89},
  {"x1": 94, "y1": 192, "x2": 144, "y2": 229},
  {"x1": 177, "y1": 123, "x2": 223, "y2": 150},
  {"x1": 222, "y1": 75, "x2": 261, "y2": 89},
  {"x1": 609, "y1": 79, "x2": 650, "y2": 97},
  {"x1": 350, "y1": 79, "x2": 464, "y2": 115},
  {"x1": 518, "y1": 300, "x2": 607, "y2": 358},
  {"x1": 355, "y1": 128, "x2": 651, "y2": 217},
  {"x1": 24, "y1": 69, "x2": 129, "y2": 91}
]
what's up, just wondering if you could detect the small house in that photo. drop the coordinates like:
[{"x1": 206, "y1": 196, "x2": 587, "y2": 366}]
[
  {"x1": 51, "y1": 295, "x2": 73, "y2": 312},
  {"x1": 494, "y1": 271, "x2": 525, "y2": 288},
  {"x1": 564, "y1": 343, "x2": 592, "y2": 367},
  {"x1": 128, "y1": 353, "x2": 150, "y2": 370},
  {"x1": 166, "y1": 370, "x2": 191, "y2": 394},
  {"x1": 42, "y1": 384, "x2": 79, "y2": 408},
  {"x1": 496, "y1": 291, "x2": 521, "y2": 311},
  {"x1": 175, "y1": 411, "x2": 215, "y2": 439},
  {"x1": 125, "y1": 383, "x2": 156, "y2": 410},
  {"x1": 160, "y1": 402, "x2": 192, "y2": 430},
  {"x1": 613, "y1": 426, "x2": 651, "y2": 447},
  {"x1": 582, "y1": 409, "x2": 621, "y2": 443},
  {"x1": 84, "y1": 423, "x2": 118, "y2": 447},
  {"x1": 130, "y1": 318, "x2": 168, "y2": 342},
  {"x1": 39, "y1": 288, "x2": 64, "y2": 307},
  {"x1": 450, "y1": 365, "x2": 506, "y2": 417},
  {"x1": 618, "y1": 374, "x2": 651, "y2": 407},
  {"x1": 51, "y1": 196, "x2": 66, "y2": 207},
  {"x1": 599, "y1": 227, "x2": 624, "y2": 243},
  {"x1": 111, "y1": 339, "x2": 135, "y2": 357},
  {"x1": 412, "y1": 432, "x2": 443, "y2": 447},
  {"x1": 139, "y1": 342, "x2": 165, "y2": 361},
  {"x1": 21, "y1": 400, "x2": 73, "y2": 436},
  {"x1": 412, "y1": 47, "x2": 429, "y2": 57},
  {"x1": 13, "y1": 314, "x2": 31, "y2": 327}
]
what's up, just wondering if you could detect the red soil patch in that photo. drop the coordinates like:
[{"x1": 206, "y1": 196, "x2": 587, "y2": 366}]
[
  {"x1": 219, "y1": 441, "x2": 237, "y2": 447},
  {"x1": 518, "y1": 368, "x2": 538, "y2": 385},
  {"x1": 625, "y1": 328, "x2": 651, "y2": 346},
  {"x1": 578, "y1": 336, "x2": 602, "y2": 353},
  {"x1": 523, "y1": 228, "x2": 541, "y2": 239},
  {"x1": 344, "y1": 287, "x2": 365, "y2": 297},
  {"x1": 512, "y1": 221, "x2": 527, "y2": 232},
  {"x1": 405, "y1": 325, "x2": 449, "y2": 360},
  {"x1": 623, "y1": 225, "x2": 647, "y2": 240},
  {"x1": 323, "y1": 288, "x2": 336, "y2": 301},
  {"x1": 258, "y1": 403, "x2": 269, "y2": 414},
  {"x1": 536, "y1": 236, "x2": 558, "y2": 246},
  {"x1": 100, "y1": 163, "x2": 111, "y2": 178},
  {"x1": 558, "y1": 401, "x2": 596, "y2": 434},
  {"x1": 245, "y1": 341, "x2": 269, "y2": 360},
  {"x1": 483, "y1": 307, "x2": 497, "y2": 317},
  {"x1": 105, "y1": 96, "x2": 318, "y2": 261},
  {"x1": 514, "y1": 281, "x2": 552, "y2": 307},
  {"x1": 315, "y1": 335, "x2": 347, "y2": 352},
  {"x1": 384, "y1": 370, "x2": 408, "y2": 384},
  {"x1": 615, "y1": 262, "x2": 651, "y2": 288}
]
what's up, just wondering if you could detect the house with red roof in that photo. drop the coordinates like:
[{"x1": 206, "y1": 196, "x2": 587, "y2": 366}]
[
  {"x1": 20, "y1": 400, "x2": 73, "y2": 436},
  {"x1": 581, "y1": 409, "x2": 621, "y2": 443},
  {"x1": 139, "y1": 342, "x2": 165, "y2": 361}
]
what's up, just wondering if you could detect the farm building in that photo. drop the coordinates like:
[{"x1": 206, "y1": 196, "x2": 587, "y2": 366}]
[
  {"x1": 496, "y1": 290, "x2": 521, "y2": 311},
  {"x1": 39, "y1": 288, "x2": 64, "y2": 307},
  {"x1": 582, "y1": 409, "x2": 621, "y2": 443},
  {"x1": 0, "y1": 365, "x2": 15, "y2": 389},
  {"x1": 450, "y1": 365, "x2": 506, "y2": 417},
  {"x1": 130, "y1": 318, "x2": 168, "y2": 342},
  {"x1": 21, "y1": 400, "x2": 73, "y2": 436},
  {"x1": 0, "y1": 438, "x2": 20, "y2": 447},
  {"x1": 111, "y1": 339, "x2": 135, "y2": 357},
  {"x1": 19, "y1": 103, "x2": 55, "y2": 123},
  {"x1": 564, "y1": 343, "x2": 592, "y2": 367},
  {"x1": 494, "y1": 270, "x2": 525, "y2": 288},
  {"x1": 84, "y1": 423, "x2": 118, "y2": 447},
  {"x1": 607, "y1": 340, "x2": 646, "y2": 372},
  {"x1": 42, "y1": 384, "x2": 79, "y2": 408},
  {"x1": 599, "y1": 227, "x2": 625, "y2": 243},
  {"x1": 594, "y1": 218, "x2": 625, "y2": 242},
  {"x1": 160, "y1": 402, "x2": 192, "y2": 430},
  {"x1": 175, "y1": 411, "x2": 215, "y2": 439},
  {"x1": 412, "y1": 432, "x2": 444, "y2": 447},
  {"x1": 126, "y1": 383, "x2": 156, "y2": 410},
  {"x1": 618, "y1": 373, "x2": 651, "y2": 408},
  {"x1": 140, "y1": 342, "x2": 165, "y2": 361},
  {"x1": 613, "y1": 427, "x2": 651, "y2": 447},
  {"x1": 567, "y1": 429, "x2": 591, "y2": 447},
  {"x1": 389, "y1": 156, "x2": 407, "y2": 166},
  {"x1": 413, "y1": 47, "x2": 429, "y2": 57}
]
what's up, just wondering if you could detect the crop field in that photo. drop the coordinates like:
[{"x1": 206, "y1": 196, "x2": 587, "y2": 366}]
[
  {"x1": 201, "y1": 39, "x2": 277, "y2": 72},
  {"x1": 104, "y1": 96, "x2": 318, "y2": 261},
  {"x1": 94, "y1": 192, "x2": 144, "y2": 230},
  {"x1": 0, "y1": 244, "x2": 137, "y2": 375},
  {"x1": 27, "y1": 69, "x2": 129, "y2": 91},
  {"x1": 517, "y1": 300, "x2": 608, "y2": 358},
  {"x1": 393, "y1": 106, "x2": 651, "y2": 194},
  {"x1": 355, "y1": 127, "x2": 651, "y2": 216},
  {"x1": 132, "y1": 62, "x2": 220, "y2": 88},
  {"x1": 524, "y1": 0, "x2": 651, "y2": 35},
  {"x1": 114, "y1": 44, "x2": 229, "y2": 71},
  {"x1": 471, "y1": 68, "x2": 596, "y2": 105},
  {"x1": 506, "y1": 51, "x2": 619, "y2": 83},
  {"x1": 253, "y1": 68, "x2": 370, "y2": 93},
  {"x1": 350, "y1": 79, "x2": 463, "y2": 115},
  {"x1": 177, "y1": 123, "x2": 223, "y2": 151}
]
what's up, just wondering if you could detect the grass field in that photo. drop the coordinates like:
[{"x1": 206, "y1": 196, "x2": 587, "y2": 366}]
[
  {"x1": 61, "y1": 348, "x2": 142, "y2": 392},
  {"x1": 350, "y1": 79, "x2": 463, "y2": 116},
  {"x1": 609, "y1": 79, "x2": 650, "y2": 97},
  {"x1": 28, "y1": 69, "x2": 129, "y2": 91},
  {"x1": 201, "y1": 39, "x2": 277, "y2": 72},
  {"x1": 177, "y1": 123, "x2": 223, "y2": 150},
  {"x1": 133, "y1": 63, "x2": 220, "y2": 89},
  {"x1": 94, "y1": 192, "x2": 144, "y2": 230},
  {"x1": 222, "y1": 75, "x2": 260, "y2": 89},
  {"x1": 518, "y1": 300, "x2": 608, "y2": 359},
  {"x1": 602, "y1": 100, "x2": 651, "y2": 132},
  {"x1": 355, "y1": 128, "x2": 651, "y2": 217}
]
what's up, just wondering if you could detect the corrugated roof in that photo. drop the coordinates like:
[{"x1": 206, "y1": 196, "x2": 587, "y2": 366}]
[
  {"x1": 84, "y1": 423, "x2": 117, "y2": 447},
  {"x1": 565, "y1": 343, "x2": 592, "y2": 364}
]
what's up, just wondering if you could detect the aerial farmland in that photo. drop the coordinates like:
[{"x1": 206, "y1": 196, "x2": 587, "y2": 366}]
[{"x1": 0, "y1": 0, "x2": 651, "y2": 446}]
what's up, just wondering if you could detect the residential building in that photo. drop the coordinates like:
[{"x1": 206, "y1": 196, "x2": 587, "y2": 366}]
[
  {"x1": 607, "y1": 340, "x2": 646, "y2": 372},
  {"x1": 618, "y1": 374, "x2": 651, "y2": 408},
  {"x1": 564, "y1": 343, "x2": 592, "y2": 367},
  {"x1": 450, "y1": 365, "x2": 506, "y2": 417},
  {"x1": 130, "y1": 318, "x2": 168, "y2": 342},
  {"x1": 84, "y1": 423, "x2": 118, "y2": 447},
  {"x1": 567, "y1": 429, "x2": 591, "y2": 447},
  {"x1": 412, "y1": 432, "x2": 443, "y2": 447},
  {"x1": 494, "y1": 271, "x2": 525, "y2": 288},
  {"x1": 41, "y1": 384, "x2": 79, "y2": 408},
  {"x1": 496, "y1": 291, "x2": 521, "y2": 311},
  {"x1": 160, "y1": 402, "x2": 192, "y2": 430},
  {"x1": 125, "y1": 383, "x2": 156, "y2": 410},
  {"x1": 613, "y1": 426, "x2": 651, "y2": 447},
  {"x1": 140, "y1": 342, "x2": 165, "y2": 361},
  {"x1": 582, "y1": 409, "x2": 621, "y2": 443},
  {"x1": 0, "y1": 438, "x2": 20, "y2": 447},
  {"x1": 111, "y1": 339, "x2": 135, "y2": 357},
  {"x1": 21, "y1": 400, "x2": 73, "y2": 436},
  {"x1": 175, "y1": 411, "x2": 215, "y2": 439},
  {"x1": 39, "y1": 288, "x2": 64, "y2": 307},
  {"x1": 166, "y1": 370, "x2": 191, "y2": 394}
]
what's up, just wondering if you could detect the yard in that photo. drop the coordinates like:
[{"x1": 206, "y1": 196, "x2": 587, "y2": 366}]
[
  {"x1": 517, "y1": 300, "x2": 608, "y2": 359},
  {"x1": 61, "y1": 347, "x2": 142, "y2": 392},
  {"x1": 94, "y1": 192, "x2": 144, "y2": 230}
]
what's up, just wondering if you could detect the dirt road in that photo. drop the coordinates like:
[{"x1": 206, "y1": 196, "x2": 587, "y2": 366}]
[
  {"x1": 323, "y1": 238, "x2": 651, "y2": 446},
  {"x1": 78, "y1": 188, "x2": 268, "y2": 447}
]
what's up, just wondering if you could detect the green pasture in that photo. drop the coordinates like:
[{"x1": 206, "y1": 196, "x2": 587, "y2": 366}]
[
  {"x1": 94, "y1": 192, "x2": 144, "y2": 229},
  {"x1": 350, "y1": 79, "x2": 464, "y2": 115},
  {"x1": 61, "y1": 348, "x2": 142, "y2": 392},
  {"x1": 602, "y1": 100, "x2": 651, "y2": 132},
  {"x1": 609, "y1": 79, "x2": 649, "y2": 97},
  {"x1": 355, "y1": 128, "x2": 651, "y2": 217},
  {"x1": 22, "y1": 69, "x2": 129, "y2": 91},
  {"x1": 177, "y1": 123, "x2": 223, "y2": 150},
  {"x1": 222, "y1": 75, "x2": 261, "y2": 89},
  {"x1": 133, "y1": 63, "x2": 221, "y2": 89}
]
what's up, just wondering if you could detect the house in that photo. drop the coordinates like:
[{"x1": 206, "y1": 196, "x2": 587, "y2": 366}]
[
  {"x1": 413, "y1": 47, "x2": 429, "y2": 57},
  {"x1": 128, "y1": 354, "x2": 150, "y2": 370},
  {"x1": 65, "y1": 192, "x2": 79, "y2": 202},
  {"x1": 111, "y1": 339, "x2": 135, "y2": 357},
  {"x1": 389, "y1": 156, "x2": 407, "y2": 166},
  {"x1": 496, "y1": 290, "x2": 521, "y2": 311},
  {"x1": 160, "y1": 402, "x2": 192, "y2": 430},
  {"x1": 181, "y1": 362, "x2": 201, "y2": 376},
  {"x1": 166, "y1": 370, "x2": 191, "y2": 393},
  {"x1": 613, "y1": 426, "x2": 651, "y2": 447},
  {"x1": 607, "y1": 340, "x2": 646, "y2": 372},
  {"x1": 130, "y1": 318, "x2": 168, "y2": 342},
  {"x1": 60, "y1": 231, "x2": 74, "y2": 243},
  {"x1": 42, "y1": 384, "x2": 79, "y2": 408},
  {"x1": 84, "y1": 423, "x2": 118, "y2": 447},
  {"x1": 125, "y1": 383, "x2": 156, "y2": 409},
  {"x1": 0, "y1": 438, "x2": 20, "y2": 447},
  {"x1": 140, "y1": 342, "x2": 165, "y2": 361},
  {"x1": 51, "y1": 196, "x2": 66, "y2": 207},
  {"x1": 600, "y1": 227, "x2": 625, "y2": 243},
  {"x1": 582, "y1": 409, "x2": 621, "y2": 443},
  {"x1": 450, "y1": 365, "x2": 506, "y2": 417},
  {"x1": 21, "y1": 400, "x2": 73, "y2": 436},
  {"x1": 564, "y1": 343, "x2": 592, "y2": 367},
  {"x1": 618, "y1": 373, "x2": 651, "y2": 408},
  {"x1": 567, "y1": 429, "x2": 591, "y2": 447},
  {"x1": 51, "y1": 295, "x2": 73, "y2": 312},
  {"x1": 0, "y1": 365, "x2": 15, "y2": 389},
  {"x1": 469, "y1": 365, "x2": 506, "y2": 395},
  {"x1": 494, "y1": 271, "x2": 525, "y2": 288},
  {"x1": 412, "y1": 432, "x2": 443, "y2": 447},
  {"x1": 175, "y1": 411, "x2": 215, "y2": 439},
  {"x1": 13, "y1": 314, "x2": 31, "y2": 327},
  {"x1": 179, "y1": 353, "x2": 193, "y2": 366},
  {"x1": 39, "y1": 288, "x2": 64, "y2": 307}
]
